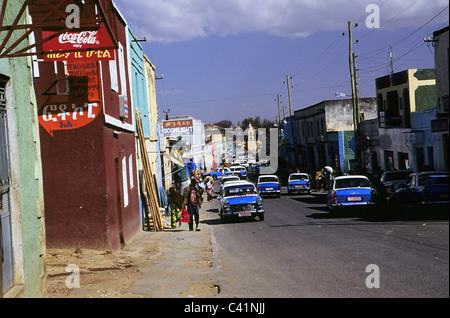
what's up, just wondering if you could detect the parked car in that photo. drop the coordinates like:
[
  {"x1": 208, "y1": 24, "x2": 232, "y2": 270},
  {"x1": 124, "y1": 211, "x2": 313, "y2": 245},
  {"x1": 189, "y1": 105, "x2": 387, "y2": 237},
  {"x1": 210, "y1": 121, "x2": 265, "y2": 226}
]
[
  {"x1": 217, "y1": 181, "x2": 265, "y2": 221},
  {"x1": 389, "y1": 171, "x2": 449, "y2": 215},
  {"x1": 380, "y1": 170, "x2": 412, "y2": 196},
  {"x1": 210, "y1": 167, "x2": 231, "y2": 179},
  {"x1": 327, "y1": 175, "x2": 375, "y2": 212},
  {"x1": 230, "y1": 166, "x2": 247, "y2": 179},
  {"x1": 257, "y1": 175, "x2": 281, "y2": 197},
  {"x1": 287, "y1": 173, "x2": 312, "y2": 194}
]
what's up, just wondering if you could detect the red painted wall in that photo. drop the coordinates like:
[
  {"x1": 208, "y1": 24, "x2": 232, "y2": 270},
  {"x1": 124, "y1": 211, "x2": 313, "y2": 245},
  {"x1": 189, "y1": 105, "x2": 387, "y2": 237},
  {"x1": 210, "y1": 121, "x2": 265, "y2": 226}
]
[{"x1": 35, "y1": 9, "x2": 140, "y2": 251}]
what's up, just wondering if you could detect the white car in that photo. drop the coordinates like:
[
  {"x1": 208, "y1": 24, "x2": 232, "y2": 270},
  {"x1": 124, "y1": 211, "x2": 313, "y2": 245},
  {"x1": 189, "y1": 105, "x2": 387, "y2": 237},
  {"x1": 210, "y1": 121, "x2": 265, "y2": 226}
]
[{"x1": 220, "y1": 175, "x2": 241, "y2": 189}]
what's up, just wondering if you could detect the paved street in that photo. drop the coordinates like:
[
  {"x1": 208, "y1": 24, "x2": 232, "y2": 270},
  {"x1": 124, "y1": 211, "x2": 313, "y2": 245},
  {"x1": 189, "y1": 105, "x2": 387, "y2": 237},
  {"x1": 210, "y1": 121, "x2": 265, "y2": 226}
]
[
  {"x1": 45, "y1": 177, "x2": 448, "y2": 299},
  {"x1": 207, "y1": 178, "x2": 449, "y2": 298}
]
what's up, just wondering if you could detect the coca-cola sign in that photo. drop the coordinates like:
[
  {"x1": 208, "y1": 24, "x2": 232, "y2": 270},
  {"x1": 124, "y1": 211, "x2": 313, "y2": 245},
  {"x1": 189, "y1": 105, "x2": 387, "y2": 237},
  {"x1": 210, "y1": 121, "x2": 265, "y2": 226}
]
[
  {"x1": 42, "y1": 24, "x2": 115, "y2": 61},
  {"x1": 58, "y1": 31, "x2": 100, "y2": 48}
]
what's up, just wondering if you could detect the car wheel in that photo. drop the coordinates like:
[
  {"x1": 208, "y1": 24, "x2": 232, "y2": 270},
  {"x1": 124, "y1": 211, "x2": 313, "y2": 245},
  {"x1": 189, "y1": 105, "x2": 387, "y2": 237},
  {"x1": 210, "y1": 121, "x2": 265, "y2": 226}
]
[{"x1": 258, "y1": 214, "x2": 264, "y2": 221}]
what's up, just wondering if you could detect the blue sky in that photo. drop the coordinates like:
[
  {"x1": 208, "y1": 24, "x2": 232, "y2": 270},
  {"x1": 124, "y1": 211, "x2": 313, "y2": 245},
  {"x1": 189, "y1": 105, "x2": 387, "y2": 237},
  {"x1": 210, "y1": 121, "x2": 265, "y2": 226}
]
[{"x1": 114, "y1": 0, "x2": 449, "y2": 125}]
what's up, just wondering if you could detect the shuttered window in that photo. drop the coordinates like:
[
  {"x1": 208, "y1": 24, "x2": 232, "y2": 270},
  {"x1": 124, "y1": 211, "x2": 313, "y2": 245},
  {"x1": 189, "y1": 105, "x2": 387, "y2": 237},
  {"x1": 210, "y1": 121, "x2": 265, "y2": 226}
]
[{"x1": 0, "y1": 84, "x2": 11, "y2": 191}]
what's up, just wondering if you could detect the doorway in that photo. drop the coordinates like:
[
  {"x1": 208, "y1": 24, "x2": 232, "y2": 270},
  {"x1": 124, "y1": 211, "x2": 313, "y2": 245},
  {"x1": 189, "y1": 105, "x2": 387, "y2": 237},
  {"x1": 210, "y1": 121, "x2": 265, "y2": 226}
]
[{"x1": 0, "y1": 82, "x2": 13, "y2": 293}]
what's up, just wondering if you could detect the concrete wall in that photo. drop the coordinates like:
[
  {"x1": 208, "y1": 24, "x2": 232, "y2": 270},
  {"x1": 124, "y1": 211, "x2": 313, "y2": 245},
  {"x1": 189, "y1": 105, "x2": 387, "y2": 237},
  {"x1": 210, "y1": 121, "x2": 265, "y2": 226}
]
[
  {"x1": 0, "y1": 0, "x2": 46, "y2": 297},
  {"x1": 411, "y1": 108, "x2": 439, "y2": 171}
]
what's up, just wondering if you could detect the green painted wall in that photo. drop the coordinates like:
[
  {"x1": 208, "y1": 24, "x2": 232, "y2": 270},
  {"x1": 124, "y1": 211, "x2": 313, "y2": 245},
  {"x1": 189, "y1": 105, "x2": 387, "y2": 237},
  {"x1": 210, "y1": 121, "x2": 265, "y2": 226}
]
[{"x1": 0, "y1": 0, "x2": 46, "y2": 297}]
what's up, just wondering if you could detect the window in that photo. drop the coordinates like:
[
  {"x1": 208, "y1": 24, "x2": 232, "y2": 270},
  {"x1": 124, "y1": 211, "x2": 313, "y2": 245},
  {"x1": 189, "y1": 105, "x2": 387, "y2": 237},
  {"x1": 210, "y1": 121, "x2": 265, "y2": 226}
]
[
  {"x1": 0, "y1": 83, "x2": 11, "y2": 188},
  {"x1": 128, "y1": 155, "x2": 134, "y2": 189},
  {"x1": 122, "y1": 156, "x2": 129, "y2": 207},
  {"x1": 398, "y1": 152, "x2": 409, "y2": 170},
  {"x1": 109, "y1": 58, "x2": 118, "y2": 92},
  {"x1": 109, "y1": 42, "x2": 127, "y2": 95},
  {"x1": 118, "y1": 43, "x2": 127, "y2": 96}
]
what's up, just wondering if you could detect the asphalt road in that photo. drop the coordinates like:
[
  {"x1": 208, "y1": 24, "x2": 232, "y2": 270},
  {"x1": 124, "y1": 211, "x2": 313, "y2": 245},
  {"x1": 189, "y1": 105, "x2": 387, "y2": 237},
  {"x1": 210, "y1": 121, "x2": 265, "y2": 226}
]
[{"x1": 204, "y1": 179, "x2": 449, "y2": 298}]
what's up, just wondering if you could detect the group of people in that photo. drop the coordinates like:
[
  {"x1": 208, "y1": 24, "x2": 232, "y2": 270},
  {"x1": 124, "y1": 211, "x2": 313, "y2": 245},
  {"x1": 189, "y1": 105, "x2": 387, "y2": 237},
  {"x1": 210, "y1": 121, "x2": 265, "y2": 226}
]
[{"x1": 167, "y1": 173, "x2": 214, "y2": 231}]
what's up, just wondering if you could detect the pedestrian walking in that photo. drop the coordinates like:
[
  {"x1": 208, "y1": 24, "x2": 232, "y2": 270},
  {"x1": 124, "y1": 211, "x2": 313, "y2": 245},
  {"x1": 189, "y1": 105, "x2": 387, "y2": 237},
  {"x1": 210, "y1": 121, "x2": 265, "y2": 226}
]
[
  {"x1": 206, "y1": 177, "x2": 214, "y2": 202},
  {"x1": 183, "y1": 178, "x2": 203, "y2": 231},
  {"x1": 168, "y1": 184, "x2": 184, "y2": 228}
]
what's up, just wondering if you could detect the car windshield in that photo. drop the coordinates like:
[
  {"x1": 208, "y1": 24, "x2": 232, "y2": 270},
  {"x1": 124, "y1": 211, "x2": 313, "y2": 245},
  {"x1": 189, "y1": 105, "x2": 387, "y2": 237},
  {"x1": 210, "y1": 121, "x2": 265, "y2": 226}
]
[
  {"x1": 335, "y1": 178, "x2": 370, "y2": 189},
  {"x1": 290, "y1": 174, "x2": 309, "y2": 180},
  {"x1": 418, "y1": 174, "x2": 449, "y2": 186},
  {"x1": 224, "y1": 185, "x2": 256, "y2": 196},
  {"x1": 383, "y1": 171, "x2": 411, "y2": 181},
  {"x1": 221, "y1": 177, "x2": 240, "y2": 184},
  {"x1": 259, "y1": 177, "x2": 278, "y2": 183}
]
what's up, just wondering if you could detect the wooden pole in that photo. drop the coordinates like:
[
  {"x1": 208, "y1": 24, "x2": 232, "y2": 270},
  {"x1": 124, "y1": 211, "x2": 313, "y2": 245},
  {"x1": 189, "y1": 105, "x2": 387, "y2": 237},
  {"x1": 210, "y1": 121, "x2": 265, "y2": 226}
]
[{"x1": 136, "y1": 109, "x2": 164, "y2": 231}]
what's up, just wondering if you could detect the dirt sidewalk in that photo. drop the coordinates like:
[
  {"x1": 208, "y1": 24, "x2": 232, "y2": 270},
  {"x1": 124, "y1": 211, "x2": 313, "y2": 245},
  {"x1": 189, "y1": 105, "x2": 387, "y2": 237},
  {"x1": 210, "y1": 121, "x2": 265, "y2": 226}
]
[{"x1": 45, "y1": 200, "x2": 220, "y2": 298}]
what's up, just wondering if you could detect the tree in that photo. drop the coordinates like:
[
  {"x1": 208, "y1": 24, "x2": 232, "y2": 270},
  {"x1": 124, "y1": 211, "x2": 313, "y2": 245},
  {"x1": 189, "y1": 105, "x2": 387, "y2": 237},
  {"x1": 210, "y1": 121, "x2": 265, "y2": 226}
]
[
  {"x1": 239, "y1": 116, "x2": 275, "y2": 131},
  {"x1": 214, "y1": 120, "x2": 233, "y2": 128}
]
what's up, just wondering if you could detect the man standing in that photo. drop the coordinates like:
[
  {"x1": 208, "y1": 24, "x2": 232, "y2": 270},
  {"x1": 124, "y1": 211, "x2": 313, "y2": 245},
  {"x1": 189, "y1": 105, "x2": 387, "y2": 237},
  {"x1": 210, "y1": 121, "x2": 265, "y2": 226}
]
[{"x1": 183, "y1": 178, "x2": 203, "y2": 231}]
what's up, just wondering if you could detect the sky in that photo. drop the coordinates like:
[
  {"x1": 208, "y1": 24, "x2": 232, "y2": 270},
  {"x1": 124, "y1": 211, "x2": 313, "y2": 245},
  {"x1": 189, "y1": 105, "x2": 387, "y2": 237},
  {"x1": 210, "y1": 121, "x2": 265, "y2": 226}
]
[{"x1": 114, "y1": 0, "x2": 449, "y2": 125}]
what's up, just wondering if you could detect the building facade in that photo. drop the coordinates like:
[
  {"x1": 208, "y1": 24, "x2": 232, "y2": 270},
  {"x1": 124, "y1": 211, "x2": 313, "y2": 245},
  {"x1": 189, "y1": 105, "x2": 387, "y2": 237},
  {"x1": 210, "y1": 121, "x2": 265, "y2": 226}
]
[
  {"x1": 294, "y1": 98, "x2": 377, "y2": 174},
  {"x1": 1, "y1": 1, "x2": 46, "y2": 297},
  {"x1": 376, "y1": 69, "x2": 436, "y2": 171},
  {"x1": 33, "y1": 3, "x2": 140, "y2": 251},
  {"x1": 431, "y1": 26, "x2": 449, "y2": 171}
]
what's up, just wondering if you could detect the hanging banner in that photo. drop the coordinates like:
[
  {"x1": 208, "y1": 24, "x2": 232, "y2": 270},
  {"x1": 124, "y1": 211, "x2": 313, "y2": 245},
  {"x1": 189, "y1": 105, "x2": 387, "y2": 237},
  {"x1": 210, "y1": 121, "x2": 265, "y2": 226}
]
[
  {"x1": 42, "y1": 24, "x2": 115, "y2": 61},
  {"x1": 38, "y1": 61, "x2": 102, "y2": 136}
]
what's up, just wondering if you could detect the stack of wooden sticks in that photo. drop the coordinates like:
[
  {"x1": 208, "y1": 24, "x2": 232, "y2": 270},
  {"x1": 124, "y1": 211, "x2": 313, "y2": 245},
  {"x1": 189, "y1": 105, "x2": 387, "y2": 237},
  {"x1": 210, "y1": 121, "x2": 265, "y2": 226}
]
[{"x1": 136, "y1": 109, "x2": 164, "y2": 231}]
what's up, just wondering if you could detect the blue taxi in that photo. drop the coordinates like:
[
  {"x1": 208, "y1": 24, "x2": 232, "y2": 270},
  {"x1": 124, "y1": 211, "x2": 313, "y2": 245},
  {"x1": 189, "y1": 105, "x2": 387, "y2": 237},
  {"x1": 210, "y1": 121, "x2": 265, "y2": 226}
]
[
  {"x1": 288, "y1": 173, "x2": 312, "y2": 194},
  {"x1": 327, "y1": 175, "x2": 375, "y2": 212},
  {"x1": 217, "y1": 181, "x2": 265, "y2": 221},
  {"x1": 257, "y1": 175, "x2": 281, "y2": 198}
]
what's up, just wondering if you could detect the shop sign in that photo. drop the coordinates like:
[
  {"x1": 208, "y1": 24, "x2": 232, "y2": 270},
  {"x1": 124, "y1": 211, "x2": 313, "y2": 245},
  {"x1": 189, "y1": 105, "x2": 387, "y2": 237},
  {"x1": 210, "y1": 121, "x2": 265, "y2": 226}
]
[
  {"x1": 38, "y1": 102, "x2": 101, "y2": 136},
  {"x1": 163, "y1": 119, "x2": 193, "y2": 137},
  {"x1": 38, "y1": 61, "x2": 102, "y2": 136},
  {"x1": 42, "y1": 24, "x2": 115, "y2": 61}
]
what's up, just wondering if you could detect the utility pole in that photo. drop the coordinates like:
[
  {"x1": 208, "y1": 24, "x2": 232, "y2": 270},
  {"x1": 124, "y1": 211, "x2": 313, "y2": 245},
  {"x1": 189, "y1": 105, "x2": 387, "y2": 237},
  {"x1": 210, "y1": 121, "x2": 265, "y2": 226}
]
[
  {"x1": 286, "y1": 75, "x2": 293, "y2": 116},
  {"x1": 348, "y1": 21, "x2": 361, "y2": 170},
  {"x1": 352, "y1": 52, "x2": 361, "y2": 127},
  {"x1": 276, "y1": 94, "x2": 281, "y2": 124},
  {"x1": 348, "y1": 21, "x2": 357, "y2": 130},
  {"x1": 388, "y1": 46, "x2": 394, "y2": 75}
]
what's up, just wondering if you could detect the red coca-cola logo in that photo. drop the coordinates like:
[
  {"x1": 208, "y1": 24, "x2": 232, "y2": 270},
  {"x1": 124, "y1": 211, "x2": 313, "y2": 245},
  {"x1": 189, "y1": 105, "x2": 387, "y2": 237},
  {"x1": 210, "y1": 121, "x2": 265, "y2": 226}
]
[
  {"x1": 42, "y1": 24, "x2": 114, "y2": 53},
  {"x1": 58, "y1": 31, "x2": 99, "y2": 46}
]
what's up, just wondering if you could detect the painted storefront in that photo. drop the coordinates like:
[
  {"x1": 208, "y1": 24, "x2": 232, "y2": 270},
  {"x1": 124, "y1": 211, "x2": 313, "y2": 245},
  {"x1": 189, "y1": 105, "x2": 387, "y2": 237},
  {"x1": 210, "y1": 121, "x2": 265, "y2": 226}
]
[{"x1": 33, "y1": 3, "x2": 140, "y2": 251}]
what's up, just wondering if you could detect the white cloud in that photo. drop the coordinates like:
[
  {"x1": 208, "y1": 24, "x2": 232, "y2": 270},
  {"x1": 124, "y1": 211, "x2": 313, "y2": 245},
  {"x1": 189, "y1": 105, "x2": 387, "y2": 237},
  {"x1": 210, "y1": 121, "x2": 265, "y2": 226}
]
[{"x1": 115, "y1": 0, "x2": 449, "y2": 43}]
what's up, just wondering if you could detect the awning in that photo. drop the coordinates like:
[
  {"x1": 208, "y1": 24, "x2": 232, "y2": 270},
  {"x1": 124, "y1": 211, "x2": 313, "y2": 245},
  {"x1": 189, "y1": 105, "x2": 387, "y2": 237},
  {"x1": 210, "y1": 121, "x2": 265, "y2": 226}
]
[{"x1": 163, "y1": 150, "x2": 185, "y2": 167}]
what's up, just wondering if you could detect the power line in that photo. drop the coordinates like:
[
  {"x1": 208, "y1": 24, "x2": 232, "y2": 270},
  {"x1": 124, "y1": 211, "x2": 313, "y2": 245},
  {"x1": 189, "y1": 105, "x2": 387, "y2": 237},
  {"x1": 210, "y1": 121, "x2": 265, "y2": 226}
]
[
  {"x1": 158, "y1": 84, "x2": 350, "y2": 108},
  {"x1": 358, "y1": 5, "x2": 449, "y2": 62},
  {"x1": 291, "y1": 34, "x2": 345, "y2": 77}
]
